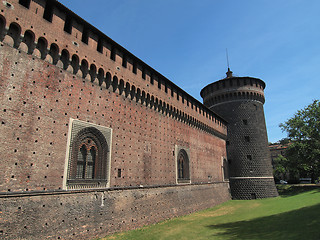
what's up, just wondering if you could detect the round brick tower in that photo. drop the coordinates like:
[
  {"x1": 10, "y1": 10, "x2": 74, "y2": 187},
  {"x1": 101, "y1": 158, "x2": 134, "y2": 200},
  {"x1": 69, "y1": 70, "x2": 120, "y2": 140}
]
[{"x1": 200, "y1": 69, "x2": 278, "y2": 199}]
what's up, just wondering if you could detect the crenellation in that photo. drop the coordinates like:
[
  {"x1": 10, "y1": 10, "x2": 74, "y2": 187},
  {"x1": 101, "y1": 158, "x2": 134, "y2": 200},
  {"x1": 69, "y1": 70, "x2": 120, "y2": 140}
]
[
  {"x1": 0, "y1": 1, "x2": 232, "y2": 239},
  {"x1": 201, "y1": 72, "x2": 278, "y2": 200}
]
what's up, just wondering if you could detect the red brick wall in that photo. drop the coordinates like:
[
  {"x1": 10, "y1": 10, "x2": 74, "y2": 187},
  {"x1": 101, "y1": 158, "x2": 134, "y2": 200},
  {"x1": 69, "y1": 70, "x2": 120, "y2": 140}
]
[
  {"x1": 0, "y1": 183, "x2": 230, "y2": 240},
  {"x1": 0, "y1": 1, "x2": 230, "y2": 239},
  {"x1": 0, "y1": 43, "x2": 227, "y2": 192},
  {"x1": 0, "y1": 0, "x2": 227, "y2": 193}
]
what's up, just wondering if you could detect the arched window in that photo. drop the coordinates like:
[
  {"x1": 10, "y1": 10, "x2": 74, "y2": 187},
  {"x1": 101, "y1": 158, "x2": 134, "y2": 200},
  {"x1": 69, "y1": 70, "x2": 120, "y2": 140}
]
[
  {"x1": 177, "y1": 149, "x2": 190, "y2": 183},
  {"x1": 76, "y1": 140, "x2": 97, "y2": 179},
  {"x1": 67, "y1": 124, "x2": 111, "y2": 188}
]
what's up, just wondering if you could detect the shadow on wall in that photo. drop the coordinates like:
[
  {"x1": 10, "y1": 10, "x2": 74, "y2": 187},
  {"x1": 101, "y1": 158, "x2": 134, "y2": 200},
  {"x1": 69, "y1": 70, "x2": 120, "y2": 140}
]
[{"x1": 206, "y1": 202, "x2": 320, "y2": 240}]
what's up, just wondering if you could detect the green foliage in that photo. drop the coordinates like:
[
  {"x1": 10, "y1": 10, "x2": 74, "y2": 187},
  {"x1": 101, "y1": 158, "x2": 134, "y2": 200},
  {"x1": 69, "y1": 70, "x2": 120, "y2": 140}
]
[
  {"x1": 278, "y1": 137, "x2": 291, "y2": 145},
  {"x1": 269, "y1": 138, "x2": 291, "y2": 145},
  {"x1": 101, "y1": 187, "x2": 320, "y2": 240},
  {"x1": 279, "y1": 100, "x2": 320, "y2": 182},
  {"x1": 273, "y1": 155, "x2": 289, "y2": 180},
  {"x1": 279, "y1": 100, "x2": 320, "y2": 141}
]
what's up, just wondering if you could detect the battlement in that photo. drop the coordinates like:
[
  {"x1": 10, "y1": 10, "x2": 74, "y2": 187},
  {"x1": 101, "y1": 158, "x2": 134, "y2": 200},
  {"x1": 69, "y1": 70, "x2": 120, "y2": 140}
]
[
  {"x1": 201, "y1": 71, "x2": 278, "y2": 200},
  {"x1": 201, "y1": 76, "x2": 266, "y2": 107},
  {"x1": 0, "y1": 2, "x2": 232, "y2": 238},
  {"x1": 0, "y1": 0, "x2": 227, "y2": 136}
]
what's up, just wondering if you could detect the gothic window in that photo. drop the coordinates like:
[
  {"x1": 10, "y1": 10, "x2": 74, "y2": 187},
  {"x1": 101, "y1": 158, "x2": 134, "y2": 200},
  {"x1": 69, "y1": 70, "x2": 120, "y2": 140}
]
[
  {"x1": 65, "y1": 120, "x2": 112, "y2": 190},
  {"x1": 177, "y1": 149, "x2": 190, "y2": 183},
  {"x1": 76, "y1": 140, "x2": 97, "y2": 179}
]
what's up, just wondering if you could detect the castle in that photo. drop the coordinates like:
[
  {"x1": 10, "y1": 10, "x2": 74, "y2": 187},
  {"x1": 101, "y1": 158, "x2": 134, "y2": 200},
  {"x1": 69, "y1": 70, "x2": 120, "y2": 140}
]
[{"x1": 0, "y1": 1, "x2": 276, "y2": 239}]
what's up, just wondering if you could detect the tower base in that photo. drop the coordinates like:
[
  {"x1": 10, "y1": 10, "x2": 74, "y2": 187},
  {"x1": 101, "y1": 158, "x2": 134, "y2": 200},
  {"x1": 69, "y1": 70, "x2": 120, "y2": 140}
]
[{"x1": 229, "y1": 178, "x2": 278, "y2": 200}]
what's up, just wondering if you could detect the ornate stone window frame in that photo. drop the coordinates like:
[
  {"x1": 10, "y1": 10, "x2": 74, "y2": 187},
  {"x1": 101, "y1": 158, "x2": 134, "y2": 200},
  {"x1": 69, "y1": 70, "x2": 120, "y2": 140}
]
[{"x1": 63, "y1": 119, "x2": 112, "y2": 190}]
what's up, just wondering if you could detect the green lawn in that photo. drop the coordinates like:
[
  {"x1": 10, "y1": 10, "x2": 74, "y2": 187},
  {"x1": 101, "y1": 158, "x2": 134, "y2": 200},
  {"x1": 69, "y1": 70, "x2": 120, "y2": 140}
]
[{"x1": 100, "y1": 185, "x2": 320, "y2": 240}]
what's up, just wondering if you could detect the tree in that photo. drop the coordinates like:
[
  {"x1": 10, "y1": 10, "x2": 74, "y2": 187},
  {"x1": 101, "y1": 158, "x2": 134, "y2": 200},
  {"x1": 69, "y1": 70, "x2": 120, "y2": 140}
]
[
  {"x1": 273, "y1": 154, "x2": 289, "y2": 181},
  {"x1": 279, "y1": 100, "x2": 320, "y2": 183},
  {"x1": 278, "y1": 138, "x2": 291, "y2": 145}
]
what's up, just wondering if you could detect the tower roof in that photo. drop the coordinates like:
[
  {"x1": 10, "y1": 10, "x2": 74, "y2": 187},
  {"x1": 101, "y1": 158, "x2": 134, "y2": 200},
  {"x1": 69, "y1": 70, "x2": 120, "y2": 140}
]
[{"x1": 200, "y1": 73, "x2": 266, "y2": 99}]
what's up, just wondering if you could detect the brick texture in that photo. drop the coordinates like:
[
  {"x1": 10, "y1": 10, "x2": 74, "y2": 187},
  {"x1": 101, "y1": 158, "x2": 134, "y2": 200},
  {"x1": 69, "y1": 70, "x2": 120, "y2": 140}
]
[
  {"x1": 0, "y1": 1, "x2": 230, "y2": 239},
  {"x1": 0, "y1": 183, "x2": 230, "y2": 240},
  {"x1": 201, "y1": 75, "x2": 279, "y2": 199}
]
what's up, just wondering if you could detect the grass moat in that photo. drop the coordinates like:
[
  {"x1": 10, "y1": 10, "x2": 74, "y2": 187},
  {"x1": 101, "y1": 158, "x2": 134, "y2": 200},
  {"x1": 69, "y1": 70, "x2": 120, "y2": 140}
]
[{"x1": 100, "y1": 185, "x2": 320, "y2": 240}]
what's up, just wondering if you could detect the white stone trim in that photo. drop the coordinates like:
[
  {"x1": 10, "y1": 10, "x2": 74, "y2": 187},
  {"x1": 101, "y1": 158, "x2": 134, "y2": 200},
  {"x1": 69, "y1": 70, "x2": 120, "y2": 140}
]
[{"x1": 229, "y1": 176, "x2": 274, "y2": 179}]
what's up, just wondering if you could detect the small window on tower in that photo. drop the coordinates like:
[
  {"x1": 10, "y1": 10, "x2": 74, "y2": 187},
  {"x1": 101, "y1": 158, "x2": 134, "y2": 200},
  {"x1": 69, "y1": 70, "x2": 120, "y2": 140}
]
[
  {"x1": 245, "y1": 136, "x2": 250, "y2": 142},
  {"x1": 243, "y1": 119, "x2": 248, "y2": 125},
  {"x1": 251, "y1": 193, "x2": 257, "y2": 199}
]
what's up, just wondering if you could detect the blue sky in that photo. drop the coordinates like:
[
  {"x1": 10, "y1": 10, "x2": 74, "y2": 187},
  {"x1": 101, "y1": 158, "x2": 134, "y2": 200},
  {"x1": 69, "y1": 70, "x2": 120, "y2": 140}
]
[{"x1": 58, "y1": 0, "x2": 320, "y2": 143}]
